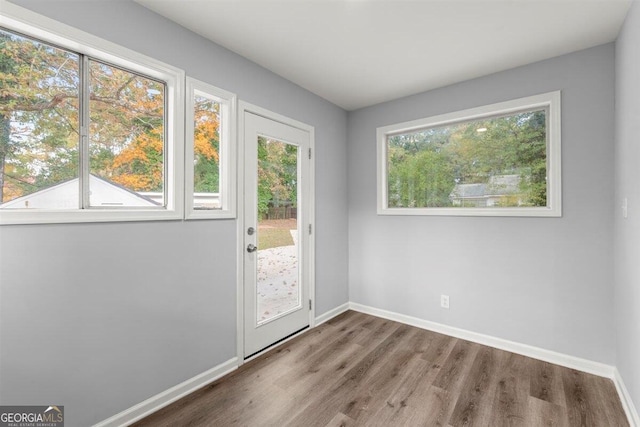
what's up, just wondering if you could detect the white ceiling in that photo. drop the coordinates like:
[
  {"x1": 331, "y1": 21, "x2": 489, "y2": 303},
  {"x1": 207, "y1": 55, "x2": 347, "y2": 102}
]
[{"x1": 136, "y1": 0, "x2": 631, "y2": 111}]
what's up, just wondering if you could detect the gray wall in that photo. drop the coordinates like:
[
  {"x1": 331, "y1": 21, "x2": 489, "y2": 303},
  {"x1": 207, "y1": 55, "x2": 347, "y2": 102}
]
[
  {"x1": 0, "y1": 0, "x2": 629, "y2": 425},
  {"x1": 347, "y1": 44, "x2": 615, "y2": 364},
  {"x1": 615, "y1": 0, "x2": 640, "y2": 415},
  {"x1": 0, "y1": 1, "x2": 348, "y2": 426}
]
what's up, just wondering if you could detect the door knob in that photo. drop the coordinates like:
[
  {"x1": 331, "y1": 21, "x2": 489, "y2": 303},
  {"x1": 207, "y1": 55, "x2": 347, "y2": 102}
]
[{"x1": 247, "y1": 244, "x2": 258, "y2": 253}]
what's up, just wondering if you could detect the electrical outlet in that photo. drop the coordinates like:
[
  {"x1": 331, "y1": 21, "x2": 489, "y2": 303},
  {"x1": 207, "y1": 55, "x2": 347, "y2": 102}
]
[{"x1": 441, "y1": 295, "x2": 450, "y2": 309}]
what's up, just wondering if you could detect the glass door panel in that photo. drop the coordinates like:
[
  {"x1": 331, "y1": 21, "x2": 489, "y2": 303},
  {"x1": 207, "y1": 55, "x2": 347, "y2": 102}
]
[{"x1": 256, "y1": 137, "x2": 300, "y2": 324}]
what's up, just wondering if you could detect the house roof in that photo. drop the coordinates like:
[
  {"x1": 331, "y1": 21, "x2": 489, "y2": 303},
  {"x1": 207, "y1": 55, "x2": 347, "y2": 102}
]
[
  {"x1": 0, "y1": 175, "x2": 160, "y2": 209},
  {"x1": 450, "y1": 183, "x2": 487, "y2": 199}
]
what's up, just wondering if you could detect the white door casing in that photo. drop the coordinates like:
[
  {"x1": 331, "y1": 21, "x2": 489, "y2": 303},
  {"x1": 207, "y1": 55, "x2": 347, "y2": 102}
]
[{"x1": 238, "y1": 103, "x2": 315, "y2": 359}]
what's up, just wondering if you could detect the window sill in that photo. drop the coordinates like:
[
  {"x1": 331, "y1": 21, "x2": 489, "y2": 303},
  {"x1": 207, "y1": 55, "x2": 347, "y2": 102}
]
[
  {"x1": 377, "y1": 206, "x2": 562, "y2": 217},
  {"x1": 0, "y1": 209, "x2": 184, "y2": 225}
]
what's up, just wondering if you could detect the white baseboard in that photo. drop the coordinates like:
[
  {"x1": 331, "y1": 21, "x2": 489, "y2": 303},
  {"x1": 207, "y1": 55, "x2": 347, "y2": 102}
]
[
  {"x1": 349, "y1": 302, "x2": 615, "y2": 378},
  {"x1": 614, "y1": 368, "x2": 640, "y2": 427},
  {"x1": 315, "y1": 302, "x2": 350, "y2": 325},
  {"x1": 93, "y1": 357, "x2": 238, "y2": 427}
]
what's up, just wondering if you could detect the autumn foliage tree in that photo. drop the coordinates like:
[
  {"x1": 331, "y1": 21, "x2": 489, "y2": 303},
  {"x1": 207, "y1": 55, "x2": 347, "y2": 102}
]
[
  {"x1": 85, "y1": 60, "x2": 166, "y2": 194},
  {"x1": 0, "y1": 28, "x2": 223, "y2": 206},
  {"x1": 257, "y1": 136, "x2": 297, "y2": 219},
  {"x1": 192, "y1": 95, "x2": 221, "y2": 193},
  {"x1": 0, "y1": 29, "x2": 79, "y2": 203}
]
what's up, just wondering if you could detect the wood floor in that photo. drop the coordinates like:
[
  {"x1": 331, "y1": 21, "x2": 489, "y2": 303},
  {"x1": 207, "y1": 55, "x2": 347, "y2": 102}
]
[{"x1": 133, "y1": 311, "x2": 629, "y2": 426}]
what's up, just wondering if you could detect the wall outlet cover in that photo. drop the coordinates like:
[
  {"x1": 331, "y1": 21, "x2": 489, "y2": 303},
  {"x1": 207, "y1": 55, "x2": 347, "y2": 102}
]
[{"x1": 441, "y1": 295, "x2": 450, "y2": 309}]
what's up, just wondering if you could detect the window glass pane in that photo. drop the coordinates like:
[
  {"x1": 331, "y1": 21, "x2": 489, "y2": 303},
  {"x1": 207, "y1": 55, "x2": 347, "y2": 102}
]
[
  {"x1": 0, "y1": 28, "x2": 80, "y2": 209},
  {"x1": 88, "y1": 59, "x2": 165, "y2": 207},
  {"x1": 387, "y1": 109, "x2": 547, "y2": 209},
  {"x1": 193, "y1": 94, "x2": 221, "y2": 210}
]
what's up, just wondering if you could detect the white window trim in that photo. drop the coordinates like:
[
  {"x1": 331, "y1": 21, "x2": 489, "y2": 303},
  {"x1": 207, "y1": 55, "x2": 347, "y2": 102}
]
[
  {"x1": 377, "y1": 91, "x2": 562, "y2": 217},
  {"x1": 185, "y1": 78, "x2": 237, "y2": 220},
  {"x1": 0, "y1": 1, "x2": 185, "y2": 225}
]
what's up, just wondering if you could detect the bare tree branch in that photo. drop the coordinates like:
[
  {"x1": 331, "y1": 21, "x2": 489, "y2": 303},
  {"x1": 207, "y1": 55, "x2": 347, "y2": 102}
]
[
  {"x1": 0, "y1": 92, "x2": 163, "y2": 118},
  {"x1": 0, "y1": 93, "x2": 75, "y2": 112}
]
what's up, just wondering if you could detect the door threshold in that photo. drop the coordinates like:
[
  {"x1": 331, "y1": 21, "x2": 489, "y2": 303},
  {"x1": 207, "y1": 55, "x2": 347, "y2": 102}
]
[{"x1": 244, "y1": 325, "x2": 309, "y2": 361}]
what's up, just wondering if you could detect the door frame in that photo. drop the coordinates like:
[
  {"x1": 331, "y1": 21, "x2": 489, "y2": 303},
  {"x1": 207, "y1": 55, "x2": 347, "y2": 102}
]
[{"x1": 236, "y1": 101, "x2": 315, "y2": 364}]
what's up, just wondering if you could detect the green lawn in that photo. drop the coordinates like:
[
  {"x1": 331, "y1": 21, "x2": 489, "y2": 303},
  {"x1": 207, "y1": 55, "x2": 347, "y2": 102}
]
[{"x1": 258, "y1": 228, "x2": 294, "y2": 250}]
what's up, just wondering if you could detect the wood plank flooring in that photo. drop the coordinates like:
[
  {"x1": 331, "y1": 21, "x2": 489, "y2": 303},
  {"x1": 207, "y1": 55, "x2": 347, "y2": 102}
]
[{"x1": 133, "y1": 311, "x2": 629, "y2": 427}]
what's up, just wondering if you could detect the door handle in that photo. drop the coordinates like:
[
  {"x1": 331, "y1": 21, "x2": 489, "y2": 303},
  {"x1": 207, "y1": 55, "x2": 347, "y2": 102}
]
[{"x1": 247, "y1": 244, "x2": 258, "y2": 253}]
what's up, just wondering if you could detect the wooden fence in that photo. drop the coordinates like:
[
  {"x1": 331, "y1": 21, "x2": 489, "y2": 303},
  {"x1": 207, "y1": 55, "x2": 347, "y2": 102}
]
[{"x1": 265, "y1": 206, "x2": 297, "y2": 219}]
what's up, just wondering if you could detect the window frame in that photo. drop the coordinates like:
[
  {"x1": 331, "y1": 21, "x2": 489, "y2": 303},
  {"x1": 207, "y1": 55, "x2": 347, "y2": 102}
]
[
  {"x1": 185, "y1": 77, "x2": 237, "y2": 220},
  {"x1": 377, "y1": 91, "x2": 562, "y2": 217},
  {"x1": 0, "y1": 2, "x2": 185, "y2": 225}
]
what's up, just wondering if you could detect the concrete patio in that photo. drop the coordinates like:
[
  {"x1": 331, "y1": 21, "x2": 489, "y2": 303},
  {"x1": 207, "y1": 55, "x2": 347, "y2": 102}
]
[{"x1": 256, "y1": 230, "x2": 299, "y2": 322}]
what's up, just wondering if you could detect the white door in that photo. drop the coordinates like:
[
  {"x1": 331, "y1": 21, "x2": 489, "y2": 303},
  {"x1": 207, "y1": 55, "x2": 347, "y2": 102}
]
[{"x1": 243, "y1": 111, "x2": 312, "y2": 358}]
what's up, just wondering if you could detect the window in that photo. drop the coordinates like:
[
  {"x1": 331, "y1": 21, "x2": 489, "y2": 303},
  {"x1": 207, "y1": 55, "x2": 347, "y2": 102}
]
[
  {"x1": 377, "y1": 92, "x2": 561, "y2": 217},
  {"x1": 0, "y1": 6, "x2": 184, "y2": 224},
  {"x1": 185, "y1": 78, "x2": 236, "y2": 219}
]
